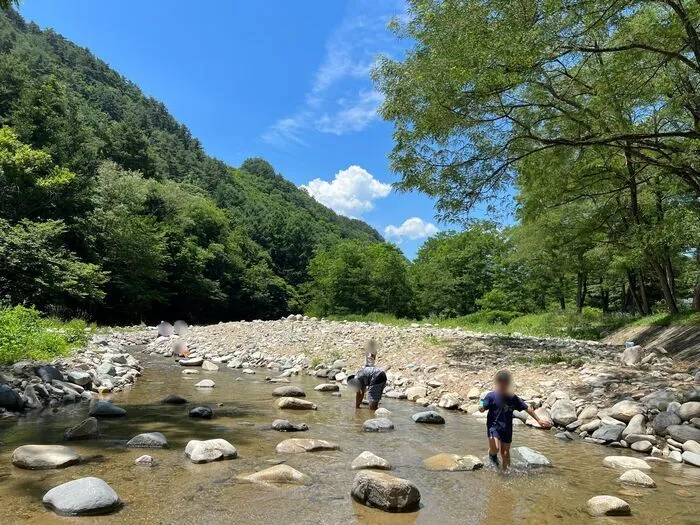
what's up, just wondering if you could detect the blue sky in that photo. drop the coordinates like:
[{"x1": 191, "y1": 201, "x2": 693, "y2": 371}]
[{"x1": 20, "y1": 0, "x2": 445, "y2": 257}]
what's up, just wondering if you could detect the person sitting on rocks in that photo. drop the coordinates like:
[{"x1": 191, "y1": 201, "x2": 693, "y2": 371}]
[
  {"x1": 479, "y1": 369, "x2": 551, "y2": 470},
  {"x1": 347, "y1": 365, "x2": 386, "y2": 410}
]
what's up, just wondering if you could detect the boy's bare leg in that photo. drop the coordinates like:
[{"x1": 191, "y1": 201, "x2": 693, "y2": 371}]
[
  {"x1": 501, "y1": 442, "x2": 511, "y2": 470},
  {"x1": 355, "y1": 391, "x2": 364, "y2": 409},
  {"x1": 488, "y1": 436, "x2": 500, "y2": 465},
  {"x1": 368, "y1": 401, "x2": 378, "y2": 410}
]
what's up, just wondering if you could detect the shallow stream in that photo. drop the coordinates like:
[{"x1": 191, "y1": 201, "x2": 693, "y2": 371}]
[{"x1": 0, "y1": 350, "x2": 698, "y2": 524}]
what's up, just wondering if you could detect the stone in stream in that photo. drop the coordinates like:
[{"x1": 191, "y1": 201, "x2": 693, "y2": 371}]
[
  {"x1": 189, "y1": 406, "x2": 214, "y2": 419},
  {"x1": 24, "y1": 384, "x2": 41, "y2": 408},
  {"x1": 182, "y1": 369, "x2": 199, "y2": 375},
  {"x1": 314, "y1": 383, "x2": 339, "y2": 392},
  {"x1": 375, "y1": 407, "x2": 392, "y2": 418},
  {"x1": 630, "y1": 440, "x2": 653, "y2": 453},
  {"x1": 423, "y1": 453, "x2": 483, "y2": 471},
  {"x1": 652, "y1": 412, "x2": 681, "y2": 436},
  {"x1": 12, "y1": 445, "x2": 81, "y2": 470},
  {"x1": 682, "y1": 451, "x2": 700, "y2": 467},
  {"x1": 194, "y1": 379, "x2": 215, "y2": 388},
  {"x1": 665, "y1": 476, "x2": 700, "y2": 487},
  {"x1": 606, "y1": 400, "x2": 644, "y2": 423},
  {"x1": 36, "y1": 365, "x2": 63, "y2": 382},
  {"x1": 0, "y1": 384, "x2": 24, "y2": 411},
  {"x1": 134, "y1": 455, "x2": 157, "y2": 467},
  {"x1": 411, "y1": 411, "x2": 445, "y2": 424},
  {"x1": 586, "y1": 495, "x2": 631, "y2": 517},
  {"x1": 602, "y1": 456, "x2": 651, "y2": 470},
  {"x1": 185, "y1": 439, "x2": 237, "y2": 463},
  {"x1": 666, "y1": 424, "x2": 700, "y2": 443},
  {"x1": 684, "y1": 440, "x2": 700, "y2": 454},
  {"x1": 678, "y1": 402, "x2": 700, "y2": 422},
  {"x1": 438, "y1": 392, "x2": 460, "y2": 409},
  {"x1": 550, "y1": 399, "x2": 577, "y2": 426},
  {"x1": 271, "y1": 386, "x2": 306, "y2": 397},
  {"x1": 277, "y1": 397, "x2": 317, "y2": 410},
  {"x1": 618, "y1": 469, "x2": 656, "y2": 488},
  {"x1": 592, "y1": 424, "x2": 624, "y2": 443},
  {"x1": 271, "y1": 419, "x2": 308, "y2": 432},
  {"x1": 96, "y1": 362, "x2": 116, "y2": 377},
  {"x1": 351, "y1": 471, "x2": 421, "y2": 513},
  {"x1": 511, "y1": 447, "x2": 551, "y2": 469},
  {"x1": 64, "y1": 417, "x2": 99, "y2": 441},
  {"x1": 363, "y1": 418, "x2": 394, "y2": 432},
  {"x1": 67, "y1": 370, "x2": 92, "y2": 387},
  {"x1": 641, "y1": 389, "x2": 678, "y2": 411},
  {"x1": 275, "y1": 438, "x2": 339, "y2": 454},
  {"x1": 622, "y1": 414, "x2": 646, "y2": 439},
  {"x1": 238, "y1": 464, "x2": 311, "y2": 485},
  {"x1": 201, "y1": 360, "x2": 219, "y2": 371},
  {"x1": 43, "y1": 477, "x2": 121, "y2": 516},
  {"x1": 126, "y1": 432, "x2": 168, "y2": 449},
  {"x1": 180, "y1": 357, "x2": 204, "y2": 367},
  {"x1": 578, "y1": 404, "x2": 599, "y2": 421},
  {"x1": 405, "y1": 386, "x2": 427, "y2": 401},
  {"x1": 161, "y1": 394, "x2": 188, "y2": 405},
  {"x1": 89, "y1": 401, "x2": 126, "y2": 417},
  {"x1": 352, "y1": 451, "x2": 392, "y2": 470}
]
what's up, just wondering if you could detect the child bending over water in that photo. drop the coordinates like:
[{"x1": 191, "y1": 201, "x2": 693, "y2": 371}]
[
  {"x1": 347, "y1": 365, "x2": 387, "y2": 410},
  {"x1": 479, "y1": 370, "x2": 551, "y2": 470}
]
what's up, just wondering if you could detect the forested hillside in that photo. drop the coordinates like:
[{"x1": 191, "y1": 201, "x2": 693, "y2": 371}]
[{"x1": 0, "y1": 9, "x2": 381, "y2": 323}]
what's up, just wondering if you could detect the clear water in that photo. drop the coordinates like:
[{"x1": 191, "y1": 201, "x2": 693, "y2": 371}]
[{"x1": 0, "y1": 350, "x2": 698, "y2": 524}]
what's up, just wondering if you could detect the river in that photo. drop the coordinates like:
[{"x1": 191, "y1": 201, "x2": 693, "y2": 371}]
[{"x1": 0, "y1": 349, "x2": 698, "y2": 524}]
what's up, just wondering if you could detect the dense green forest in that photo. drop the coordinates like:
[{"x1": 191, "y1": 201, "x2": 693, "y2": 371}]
[{"x1": 0, "y1": 9, "x2": 382, "y2": 323}]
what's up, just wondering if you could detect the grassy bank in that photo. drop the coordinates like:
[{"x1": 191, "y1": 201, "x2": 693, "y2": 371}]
[
  {"x1": 0, "y1": 305, "x2": 91, "y2": 365},
  {"x1": 322, "y1": 309, "x2": 700, "y2": 341}
]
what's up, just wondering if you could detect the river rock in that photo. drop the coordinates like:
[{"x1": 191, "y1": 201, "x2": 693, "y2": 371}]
[
  {"x1": 586, "y1": 495, "x2": 631, "y2": 516},
  {"x1": 683, "y1": 440, "x2": 700, "y2": 454},
  {"x1": 607, "y1": 400, "x2": 644, "y2": 423},
  {"x1": 67, "y1": 371, "x2": 92, "y2": 387},
  {"x1": 0, "y1": 384, "x2": 24, "y2": 411},
  {"x1": 96, "y1": 362, "x2": 116, "y2": 376},
  {"x1": 578, "y1": 405, "x2": 599, "y2": 420},
  {"x1": 550, "y1": 399, "x2": 577, "y2": 426},
  {"x1": 624, "y1": 434, "x2": 656, "y2": 444},
  {"x1": 630, "y1": 440, "x2": 653, "y2": 453},
  {"x1": 592, "y1": 424, "x2": 624, "y2": 443},
  {"x1": 405, "y1": 386, "x2": 427, "y2": 401},
  {"x1": 134, "y1": 455, "x2": 157, "y2": 466},
  {"x1": 201, "y1": 360, "x2": 219, "y2": 371},
  {"x1": 272, "y1": 386, "x2": 306, "y2": 397},
  {"x1": 185, "y1": 439, "x2": 237, "y2": 463},
  {"x1": 126, "y1": 432, "x2": 168, "y2": 448},
  {"x1": 180, "y1": 357, "x2": 203, "y2": 367},
  {"x1": 89, "y1": 401, "x2": 126, "y2": 417},
  {"x1": 239, "y1": 464, "x2": 311, "y2": 485},
  {"x1": 189, "y1": 406, "x2": 213, "y2": 419},
  {"x1": 351, "y1": 471, "x2": 421, "y2": 513},
  {"x1": 161, "y1": 394, "x2": 188, "y2": 405},
  {"x1": 641, "y1": 389, "x2": 677, "y2": 411},
  {"x1": 195, "y1": 379, "x2": 215, "y2": 388},
  {"x1": 363, "y1": 418, "x2": 394, "y2": 432},
  {"x1": 682, "y1": 451, "x2": 700, "y2": 467},
  {"x1": 653, "y1": 411, "x2": 681, "y2": 435},
  {"x1": 621, "y1": 345, "x2": 643, "y2": 366},
  {"x1": 352, "y1": 451, "x2": 391, "y2": 470},
  {"x1": 602, "y1": 456, "x2": 651, "y2": 470},
  {"x1": 511, "y1": 447, "x2": 551, "y2": 468},
  {"x1": 314, "y1": 383, "x2": 339, "y2": 392},
  {"x1": 275, "y1": 438, "x2": 339, "y2": 453},
  {"x1": 277, "y1": 397, "x2": 317, "y2": 410},
  {"x1": 271, "y1": 419, "x2": 308, "y2": 432},
  {"x1": 64, "y1": 417, "x2": 99, "y2": 440},
  {"x1": 622, "y1": 414, "x2": 646, "y2": 439},
  {"x1": 438, "y1": 392, "x2": 460, "y2": 409},
  {"x1": 580, "y1": 419, "x2": 601, "y2": 432},
  {"x1": 619, "y1": 469, "x2": 655, "y2": 488},
  {"x1": 667, "y1": 424, "x2": 700, "y2": 443},
  {"x1": 12, "y1": 445, "x2": 80, "y2": 470},
  {"x1": 423, "y1": 453, "x2": 483, "y2": 471},
  {"x1": 679, "y1": 402, "x2": 700, "y2": 422},
  {"x1": 36, "y1": 365, "x2": 63, "y2": 382},
  {"x1": 411, "y1": 411, "x2": 445, "y2": 424},
  {"x1": 375, "y1": 407, "x2": 392, "y2": 418},
  {"x1": 43, "y1": 477, "x2": 121, "y2": 516}
]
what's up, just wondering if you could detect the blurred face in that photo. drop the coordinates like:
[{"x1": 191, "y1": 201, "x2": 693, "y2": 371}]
[{"x1": 495, "y1": 378, "x2": 511, "y2": 394}]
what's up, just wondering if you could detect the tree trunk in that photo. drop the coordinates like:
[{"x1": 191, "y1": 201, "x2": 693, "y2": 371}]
[
  {"x1": 558, "y1": 276, "x2": 566, "y2": 310},
  {"x1": 638, "y1": 270, "x2": 651, "y2": 315},
  {"x1": 652, "y1": 260, "x2": 679, "y2": 314},
  {"x1": 694, "y1": 282, "x2": 700, "y2": 311},
  {"x1": 626, "y1": 272, "x2": 643, "y2": 315},
  {"x1": 576, "y1": 272, "x2": 587, "y2": 314}
]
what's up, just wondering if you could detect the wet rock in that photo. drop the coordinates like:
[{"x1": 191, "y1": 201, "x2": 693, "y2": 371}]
[
  {"x1": 275, "y1": 438, "x2": 339, "y2": 453},
  {"x1": 405, "y1": 386, "x2": 427, "y2": 401},
  {"x1": 89, "y1": 401, "x2": 126, "y2": 417},
  {"x1": 586, "y1": 495, "x2": 631, "y2": 517},
  {"x1": 602, "y1": 456, "x2": 651, "y2": 470},
  {"x1": 423, "y1": 453, "x2": 483, "y2": 471},
  {"x1": 64, "y1": 417, "x2": 99, "y2": 441},
  {"x1": 43, "y1": 477, "x2": 121, "y2": 516},
  {"x1": 352, "y1": 451, "x2": 391, "y2": 470},
  {"x1": 438, "y1": 392, "x2": 460, "y2": 409},
  {"x1": 242, "y1": 368, "x2": 256, "y2": 374},
  {"x1": 669, "y1": 450, "x2": 683, "y2": 463},
  {"x1": 134, "y1": 455, "x2": 157, "y2": 466},
  {"x1": 511, "y1": 447, "x2": 551, "y2": 468},
  {"x1": 363, "y1": 418, "x2": 394, "y2": 432},
  {"x1": 374, "y1": 408, "x2": 392, "y2": 418},
  {"x1": 641, "y1": 389, "x2": 677, "y2": 411},
  {"x1": 12, "y1": 445, "x2": 80, "y2": 470},
  {"x1": 185, "y1": 439, "x2": 237, "y2": 463},
  {"x1": 351, "y1": 471, "x2": 421, "y2": 513},
  {"x1": 271, "y1": 419, "x2": 308, "y2": 432},
  {"x1": 189, "y1": 406, "x2": 213, "y2": 419},
  {"x1": 314, "y1": 383, "x2": 339, "y2": 392},
  {"x1": 24, "y1": 384, "x2": 42, "y2": 408},
  {"x1": 620, "y1": 345, "x2": 643, "y2": 366},
  {"x1": 678, "y1": 402, "x2": 700, "y2": 422},
  {"x1": 0, "y1": 384, "x2": 24, "y2": 411},
  {"x1": 180, "y1": 357, "x2": 204, "y2": 367},
  {"x1": 194, "y1": 379, "x2": 215, "y2": 388},
  {"x1": 630, "y1": 440, "x2": 653, "y2": 453},
  {"x1": 277, "y1": 397, "x2": 317, "y2": 410},
  {"x1": 161, "y1": 394, "x2": 188, "y2": 405},
  {"x1": 126, "y1": 432, "x2": 168, "y2": 449},
  {"x1": 271, "y1": 386, "x2": 306, "y2": 397},
  {"x1": 96, "y1": 362, "x2": 116, "y2": 377},
  {"x1": 619, "y1": 469, "x2": 655, "y2": 488},
  {"x1": 36, "y1": 365, "x2": 63, "y2": 382},
  {"x1": 201, "y1": 360, "x2": 219, "y2": 371},
  {"x1": 667, "y1": 424, "x2": 700, "y2": 443},
  {"x1": 653, "y1": 411, "x2": 681, "y2": 435},
  {"x1": 411, "y1": 411, "x2": 445, "y2": 424},
  {"x1": 682, "y1": 450, "x2": 700, "y2": 467},
  {"x1": 239, "y1": 464, "x2": 311, "y2": 485},
  {"x1": 683, "y1": 440, "x2": 700, "y2": 454},
  {"x1": 67, "y1": 371, "x2": 92, "y2": 387},
  {"x1": 550, "y1": 399, "x2": 577, "y2": 426},
  {"x1": 607, "y1": 400, "x2": 644, "y2": 423},
  {"x1": 622, "y1": 414, "x2": 646, "y2": 439},
  {"x1": 592, "y1": 424, "x2": 624, "y2": 443}
]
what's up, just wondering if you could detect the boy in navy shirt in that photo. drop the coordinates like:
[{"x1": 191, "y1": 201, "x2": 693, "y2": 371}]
[{"x1": 479, "y1": 370, "x2": 551, "y2": 470}]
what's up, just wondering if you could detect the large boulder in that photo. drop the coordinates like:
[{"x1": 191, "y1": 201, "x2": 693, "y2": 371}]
[
  {"x1": 619, "y1": 469, "x2": 655, "y2": 488},
  {"x1": 0, "y1": 384, "x2": 24, "y2": 411},
  {"x1": 423, "y1": 453, "x2": 483, "y2": 471},
  {"x1": 511, "y1": 447, "x2": 551, "y2": 469},
  {"x1": 36, "y1": 365, "x2": 63, "y2": 382},
  {"x1": 12, "y1": 445, "x2": 80, "y2": 470},
  {"x1": 550, "y1": 399, "x2": 578, "y2": 426},
  {"x1": 271, "y1": 419, "x2": 308, "y2": 432},
  {"x1": 89, "y1": 401, "x2": 126, "y2": 417},
  {"x1": 620, "y1": 345, "x2": 643, "y2": 366},
  {"x1": 411, "y1": 411, "x2": 445, "y2": 424},
  {"x1": 277, "y1": 397, "x2": 317, "y2": 410},
  {"x1": 678, "y1": 402, "x2": 700, "y2": 422},
  {"x1": 352, "y1": 451, "x2": 392, "y2": 470},
  {"x1": 126, "y1": 432, "x2": 168, "y2": 449},
  {"x1": 271, "y1": 386, "x2": 306, "y2": 397},
  {"x1": 607, "y1": 400, "x2": 644, "y2": 423},
  {"x1": 602, "y1": 456, "x2": 651, "y2": 470},
  {"x1": 351, "y1": 471, "x2": 421, "y2": 512},
  {"x1": 592, "y1": 424, "x2": 624, "y2": 443},
  {"x1": 438, "y1": 392, "x2": 460, "y2": 409},
  {"x1": 363, "y1": 418, "x2": 394, "y2": 432},
  {"x1": 238, "y1": 464, "x2": 311, "y2": 485},
  {"x1": 43, "y1": 477, "x2": 121, "y2": 516},
  {"x1": 405, "y1": 386, "x2": 427, "y2": 401},
  {"x1": 64, "y1": 417, "x2": 99, "y2": 441},
  {"x1": 586, "y1": 495, "x2": 631, "y2": 517},
  {"x1": 275, "y1": 438, "x2": 339, "y2": 454},
  {"x1": 653, "y1": 411, "x2": 682, "y2": 436},
  {"x1": 667, "y1": 424, "x2": 700, "y2": 443},
  {"x1": 185, "y1": 439, "x2": 237, "y2": 463}
]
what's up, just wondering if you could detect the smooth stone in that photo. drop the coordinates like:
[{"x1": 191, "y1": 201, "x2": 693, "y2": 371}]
[
  {"x1": 652, "y1": 412, "x2": 681, "y2": 435},
  {"x1": 592, "y1": 424, "x2": 624, "y2": 442},
  {"x1": 630, "y1": 440, "x2": 653, "y2": 453},
  {"x1": 624, "y1": 434, "x2": 656, "y2": 445},
  {"x1": 619, "y1": 469, "x2": 656, "y2": 488},
  {"x1": 641, "y1": 389, "x2": 677, "y2": 411},
  {"x1": 272, "y1": 386, "x2": 306, "y2": 397},
  {"x1": 622, "y1": 414, "x2": 646, "y2": 439},
  {"x1": 134, "y1": 455, "x2": 157, "y2": 466},
  {"x1": 12, "y1": 445, "x2": 80, "y2": 470},
  {"x1": 682, "y1": 450, "x2": 700, "y2": 467},
  {"x1": 550, "y1": 399, "x2": 577, "y2": 426},
  {"x1": 43, "y1": 477, "x2": 121, "y2": 516},
  {"x1": 511, "y1": 447, "x2": 551, "y2": 468},
  {"x1": 0, "y1": 384, "x2": 24, "y2": 411},
  {"x1": 64, "y1": 417, "x2": 99, "y2": 441},
  {"x1": 683, "y1": 440, "x2": 700, "y2": 454},
  {"x1": 352, "y1": 451, "x2": 392, "y2": 470},
  {"x1": 126, "y1": 432, "x2": 168, "y2": 449},
  {"x1": 36, "y1": 365, "x2": 63, "y2": 382},
  {"x1": 667, "y1": 424, "x2": 700, "y2": 443},
  {"x1": 578, "y1": 405, "x2": 599, "y2": 420},
  {"x1": 351, "y1": 471, "x2": 421, "y2": 513},
  {"x1": 602, "y1": 456, "x2": 651, "y2": 470},
  {"x1": 580, "y1": 420, "x2": 601, "y2": 432},
  {"x1": 194, "y1": 379, "x2": 215, "y2": 388},
  {"x1": 271, "y1": 419, "x2": 309, "y2": 432},
  {"x1": 89, "y1": 401, "x2": 126, "y2": 417},
  {"x1": 374, "y1": 408, "x2": 392, "y2": 418},
  {"x1": 275, "y1": 438, "x2": 339, "y2": 454},
  {"x1": 201, "y1": 360, "x2": 219, "y2": 371},
  {"x1": 67, "y1": 371, "x2": 92, "y2": 387},
  {"x1": 607, "y1": 400, "x2": 644, "y2": 423},
  {"x1": 423, "y1": 453, "x2": 483, "y2": 471},
  {"x1": 185, "y1": 439, "x2": 237, "y2": 463},
  {"x1": 238, "y1": 464, "x2": 311, "y2": 485},
  {"x1": 96, "y1": 362, "x2": 116, "y2": 376},
  {"x1": 586, "y1": 495, "x2": 631, "y2": 516},
  {"x1": 161, "y1": 394, "x2": 188, "y2": 405},
  {"x1": 189, "y1": 406, "x2": 213, "y2": 419},
  {"x1": 405, "y1": 386, "x2": 427, "y2": 401},
  {"x1": 679, "y1": 402, "x2": 700, "y2": 422},
  {"x1": 363, "y1": 418, "x2": 395, "y2": 432},
  {"x1": 180, "y1": 357, "x2": 204, "y2": 366},
  {"x1": 411, "y1": 411, "x2": 445, "y2": 424},
  {"x1": 621, "y1": 345, "x2": 643, "y2": 366},
  {"x1": 438, "y1": 392, "x2": 460, "y2": 409},
  {"x1": 314, "y1": 383, "x2": 339, "y2": 392},
  {"x1": 277, "y1": 397, "x2": 317, "y2": 410},
  {"x1": 669, "y1": 450, "x2": 683, "y2": 463}
]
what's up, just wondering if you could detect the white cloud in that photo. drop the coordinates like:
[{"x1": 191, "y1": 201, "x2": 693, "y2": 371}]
[
  {"x1": 316, "y1": 90, "x2": 384, "y2": 135},
  {"x1": 384, "y1": 217, "x2": 440, "y2": 241},
  {"x1": 301, "y1": 165, "x2": 391, "y2": 217},
  {"x1": 261, "y1": 112, "x2": 309, "y2": 147}
]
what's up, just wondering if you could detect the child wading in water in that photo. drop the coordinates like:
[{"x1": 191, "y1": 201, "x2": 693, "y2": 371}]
[
  {"x1": 479, "y1": 370, "x2": 551, "y2": 470},
  {"x1": 347, "y1": 339, "x2": 386, "y2": 410}
]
